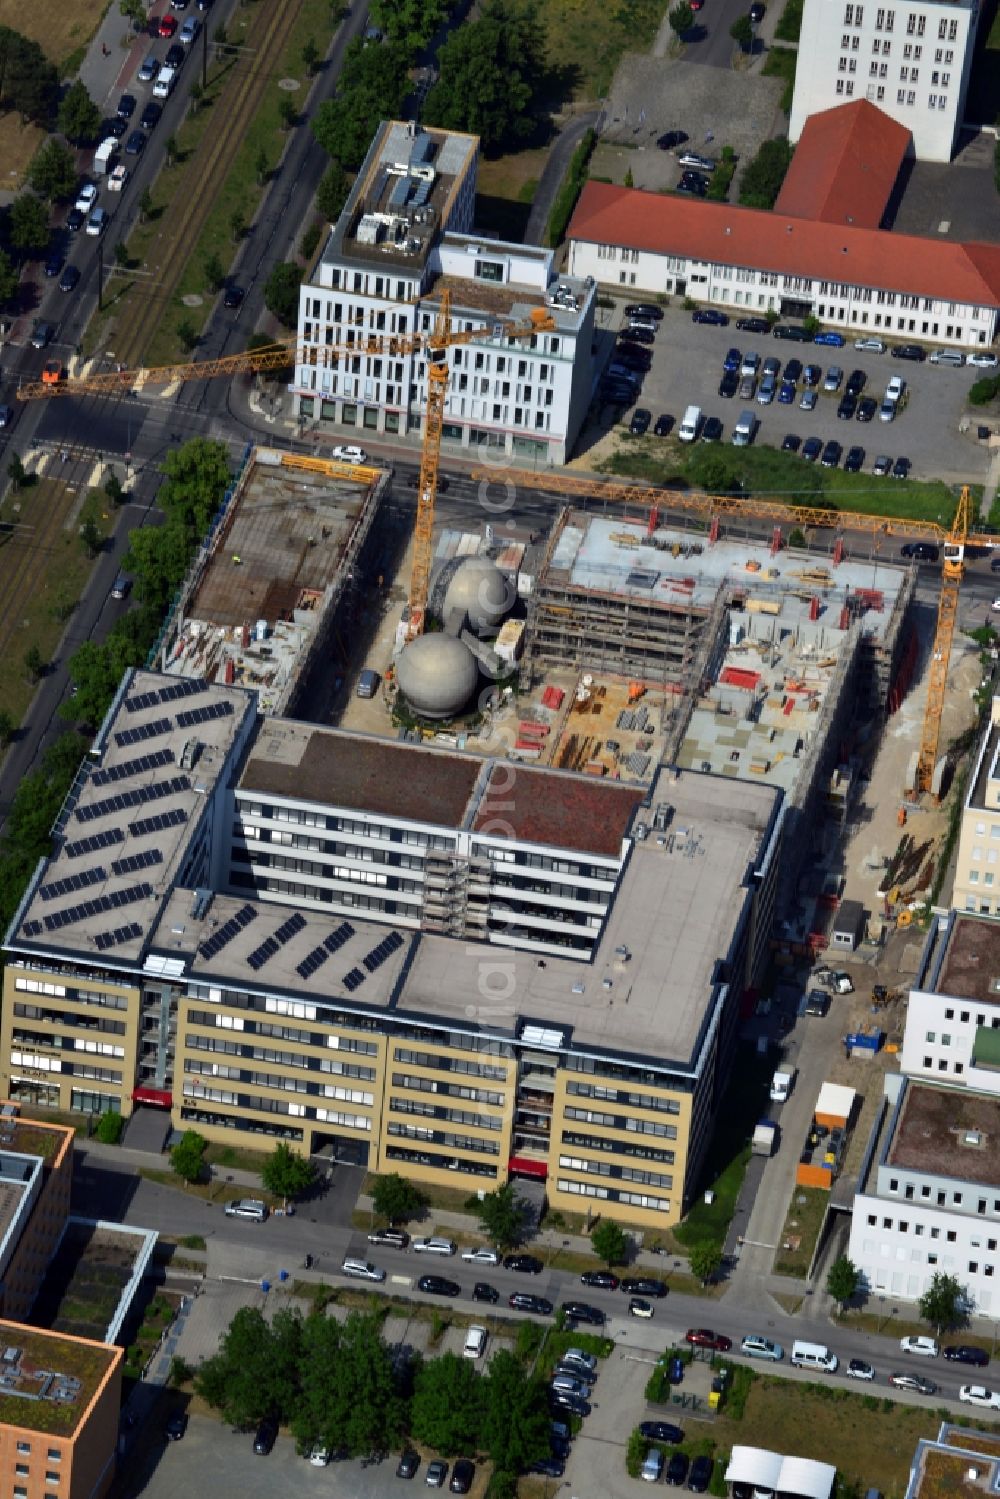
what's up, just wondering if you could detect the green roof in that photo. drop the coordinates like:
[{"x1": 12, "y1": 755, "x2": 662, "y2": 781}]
[{"x1": 972, "y1": 1025, "x2": 1000, "y2": 1072}]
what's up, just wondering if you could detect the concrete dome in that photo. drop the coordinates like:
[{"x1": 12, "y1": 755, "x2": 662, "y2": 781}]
[
  {"x1": 441, "y1": 557, "x2": 512, "y2": 635},
  {"x1": 396, "y1": 634, "x2": 479, "y2": 720}
]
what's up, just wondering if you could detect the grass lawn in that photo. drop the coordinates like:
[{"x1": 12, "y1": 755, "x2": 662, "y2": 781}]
[
  {"x1": 599, "y1": 436, "x2": 965, "y2": 527},
  {"x1": 773, "y1": 1186, "x2": 830, "y2": 1277},
  {"x1": 762, "y1": 46, "x2": 798, "y2": 112},
  {"x1": 542, "y1": 0, "x2": 671, "y2": 97},
  {"x1": 673, "y1": 1050, "x2": 773, "y2": 1254},
  {"x1": 0, "y1": 0, "x2": 107, "y2": 185},
  {"x1": 476, "y1": 150, "x2": 547, "y2": 241},
  {"x1": 774, "y1": 0, "x2": 804, "y2": 40},
  {"x1": 203, "y1": 1142, "x2": 272, "y2": 1176},
  {"x1": 139, "y1": 1166, "x2": 278, "y2": 1210}
]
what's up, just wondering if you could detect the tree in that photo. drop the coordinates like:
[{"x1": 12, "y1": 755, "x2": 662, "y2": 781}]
[
  {"x1": 312, "y1": 40, "x2": 411, "y2": 167},
  {"x1": 79, "y1": 517, "x2": 103, "y2": 558},
  {"x1": 58, "y1": 79, "x2": 100, "y2": 144},
  {"x1": 826, "y1": 1255, "x2": 859, "y2": 1314},
  {"x1": 316, "y1": 160, "x2": 350, "y2": 222},
  {"x1": 7, "y1": 454, "x2": 26, "y2": 491},
  {"x1": 668, "y1": 2, "x2": 695, "y2": 33},
  {"x1": 291, "y1": 1310, "x2": 405, "y2": 1456},
  {"x1": 165, "y1": 134, "x2": 180, "y2": 165},
  {"x1": 113, "y1": 241, "x2": 129, "y2": 269},
  {"x1": 624, "y1": 166, "x2": 634, "y2": 188},
  {"x1": 9, "y1": 194, "x2": 50, "y2": 256},
  {"x1": 189, "y1": 81, "x2": 205, "y2": 114},
  {"x1": 104, "y1": 472, "x2": 125, "y2": 506},
  {"x1": 422, "y1": 2, "x2": 547, "y2": 153},
  {"x1": 176, "y1": 317, "x2": 198, "y2": 353},
  {"x1": 591, "y1": 1218, "x2": 628, "y2": 1267},
  {"x1": 255, "y1": 145, "x2": 270, "y2": 184},
  {"x1": 481, "y1": 1350, "x2": 550, "y2": 1474},
  {"x1": 204, "y1": 252, "x2": 226, "y2": 292},
  {"x1": 738, "y1": 137, "x2": 794, "y2": 209},
  {"x1": 278, "y1": 96, "x2": 298, "y2": 131},
  {"x1": 264, "y1": 261, "x2": 303, "y2": 326},
  {"x1": 28, "y1": 138, "x2": 76, "y2": 202},
  {"x1": 302, "y1": 37, "x2": 320, "y2": 72},
  {"x1": 371, "y1": 1172, "x2": 428, "y2": 1224},
  {"x1": 94, "y1": 1110, "x2": 124, "y2": 1144},
  {"x1": 196, "y1": 1306, "x2": 292, "y2": 1426},
  {"x1": 469, "y1": 1183, "x2": 522, "y2": 1250},
  {"x1": 23, "y1": 644, "x2": 45, "y2": 684},
  {"x1": 730, "y1": 13, "x2": 754, "y2": 45},
  {"x1": 120, "y1": 0, "x2": 147, "y2": 30},
  {"x1": 230, "y1": 207, "x2": 246, "y2": 242},
  {"x1": 369, "y1": 0, "x2": 451, "y2": 47},
  {"x1": 0, "y1": 710, "x2": 16, "y2": 747},
  {"x1": 918, "y1": 1271, "x2": 966, "y2": 1336},
  {"x1": 690, "y1": 1242, "x2": 723, "y2": 1286},
  {"x1": 138, "y1": 187, "x2": 154, "y2": 224},
  {"x1": 170, "y1": 1129, "x2": 208, "y2": 1184},
  {"x1": 262, "y1": 1143, "x2": 315, "y2": 1206},
  {"x1": 0, "y1": 27, "x2": 58, "y2": 124},
  {"x1": 411, "y1": 1352, "x2": 484, "y2": 1454},
  {"x1": 0, "y1": 249, "x2": 17, "y2": 305}
]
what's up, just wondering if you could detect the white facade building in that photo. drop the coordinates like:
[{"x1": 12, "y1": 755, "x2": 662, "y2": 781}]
[
  {"x1": 790, "y1": 0, "x2": 980, "y2": 161},
  {"x1": 292, "y1": 120, "x2": 596, "y2": 465},
  {"x1": 953, "y1": 698, "x2": 1000, "y2": 920}
]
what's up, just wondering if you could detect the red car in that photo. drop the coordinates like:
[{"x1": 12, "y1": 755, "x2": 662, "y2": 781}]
[
  {"x1": 685, "y1": 1328, "x2": 732, "y2": 1351},
  {"x1": 158, "y1": 13, "x2": 178, "y2": 35}
]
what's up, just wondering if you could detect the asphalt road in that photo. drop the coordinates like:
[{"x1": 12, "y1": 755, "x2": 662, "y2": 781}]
[{"x1": 524, "y1": 112, "x2": 598, "y2": 246}]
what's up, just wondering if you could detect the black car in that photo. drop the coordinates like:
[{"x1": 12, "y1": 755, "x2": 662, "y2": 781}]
[
  {"x1": 504, "y1": 1253, "x2": 544, "y2": 1274},
  {"x1": 781, "y1": 433, "x2": 801, "y2": 452},
  {"x1": 418, "y1": 1275, "x2": 461, "y2": 1297},
  {"x1": 125, "y1": 130, "x2": 147, "y2": 155},
  {"x1": 943, "y1": 1345, "x2": 989, "y2": 1366},
  {"x1": 749, "y1": 0, "x2": 765, "y2": 18},
  {"x1": 821, "y1": 440, "x2": 842, "y2": 468},
  {"x1": 718, "y1": 371, "x2": 739, "y2": 399},
  {"x1": 680, "y1": 170, "x2": 709, "y2": 190},
  {"x1": 532, "y1": 1458, "x2": 565, "y2": 1478},
  {"x1": 253, "y1": 1417, "x2": 277, "y2": 1455},
  {"x1": 805, "y1": 988, "x2": 830, "y2": 1015},
  {"x1": 629, "y1": 409, "x2": 651, "y2": 435},
  {"x1": 802, "y1": 436, "x2": 823, "y2": 462},
  {"x1": 66, "y1": 206, "x2": 86, "y2": 232},
  {"x1": 140, "y1": 102, "x2": 162, "y2": 130},
  {"x1": 623, "y1": 326, "x2": 655, "y2": 345},
  {"x1": 802, "y1": 363, "x2": 821, "y2": 386},
  {"x1": 59, "y1": 265, "x2": 80, "y2": 293},
  {"x1": 667, "y1": 1452, "x2": 691, "y2": 1486},
  {"x1": 653, "y1": 414, "x2": 673, "y2": 437},
  {"x1": 165, "y1": 1410, "x2": 188, "y2": 1440},
  {"x1": 624, "y1": 303, "x2": 664, "y2": 321},
  {"x1": 397, "y1": 1450, "x2": 420, "y2": 1479},
  {"x1": 581, "y1": 1270, "x2": 618, "y2": 1289},
  {"x1": 44, "y1": 252, "x2": 63, "y2": 277},
  {"x1": 560, "y1": 1302, "x2": 605, "y2": 1326},
  {"x1": 450, "y1": 1459, "x2": 475, "y2": 1494},
  {"x1": 165, "y1": 42, "x2": 186, "y2": 66},
  {"x1": 640, "y1": 1421, "x2": 684, "y2": 1443},
  {"x1": 102, "y1": 116, "x2": 128, "y2": 138},
  {"x1": 509, "y1": 1292, "x2": 552, "y2": 1314},
  {"x1": 836, "y1": 394, "x2": 856, "y2": 420},
  {"x1": 892, "y1": 343, "x2": 926, "y2": 361},
  {"x1": 846, "y1": 368, "x2": 867, "y2": 396},
  {"x1": 692, "y1": 309, "x2": 729, "y2": 326},
  {"x1": 844, "y1": 444, "x2": 865, "y2": 472},
  {"x1": 737, "y1": 316, "x2": 771, "y2": 334},
  {"x1": 117, "y1": 93, "x2": 137, "y2": 118},
  {"x1": 784, "y1": 357, "x2": 803, "y2": 382},
  {"x1": 856, "y1": 395, "x2": 878, "y2": 422},
  {"x1": 900, "y1": 541, "x2": 939, "y2": 560},
  {"x1": 689, "y1": 1456, "x2": 714, "y2": 1492},
  {"x1": 549, "y1": 1392, "x2": 591, "y2": 1417},
  {"x1": 472, "y1": 1281, "x2": 499, "y2": 1303},
  {"x1": 603, "y1": 386, "x2": 638, "y2": 406},
  {"x1": 676, "y1": 179, "x2": 707, "y2": 197},
  {"x1": 892, "y1": 456, "x2": 911, "y2": 479},
  {"x1": 772, "y1": 324, "x2": 812, "y2": 342},
  {"x1": 616, "y1": 343, "x2": 652, "y2": 366},
  {"x1": 621, "y1": 1277, "x2": 669, "y2": 1297},
  {"x1": 701, "y1": 416, "x2": 723, "y2": 441},
  {"x1": 656, "y1": 131, "x2": 688, "y2": 150}
]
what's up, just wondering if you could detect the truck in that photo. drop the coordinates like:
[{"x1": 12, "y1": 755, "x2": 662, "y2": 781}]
[
  {"x1": 107, "y1": 165, "x2": 130, "y2": 193},
  {"x1": 769, "y1": 1068, "x2": 795, "y2": 1103},
  {"x1": 752, "y1": 1120, "x2": 778, "y2": 1156},
  {"x1": 94, "y1": 138, "x2": 117, "y2": 176}
]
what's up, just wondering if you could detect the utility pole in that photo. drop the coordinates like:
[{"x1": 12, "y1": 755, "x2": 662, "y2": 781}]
[
  {"x1": 201, "y1": 19, "x2": 208, "y2": 90},
  {"x1": 98, "y1": 240, "x2": 104, "y2": 312}
]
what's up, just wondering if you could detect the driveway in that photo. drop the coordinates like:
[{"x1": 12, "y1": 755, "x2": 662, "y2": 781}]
[{"x1": 525, "y1": 113, "x2": 598, "y2": 245}]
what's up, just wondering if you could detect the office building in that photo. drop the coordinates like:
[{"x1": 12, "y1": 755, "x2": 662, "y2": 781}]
[
  {"x1": 953, "y1": 695, "x2": 1000, "y2": 919},
  {"x1": 789, "y1": 0, "x2": 980, "y2": 161},
  {"x1": 292, "y1": 119, "x2": 596, "y2": 464}
]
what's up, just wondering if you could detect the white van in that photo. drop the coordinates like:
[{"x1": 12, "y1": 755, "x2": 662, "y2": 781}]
[
  {"x1": 463, "y1": 1325, "x2": 487, "y2": 1359},
  {"x1": 732, "y1": 409, "x2": 757, "y2": 447},
  {"x1": 791, "y1": 1340, "x2": 838, "y2": 1373},
  {"x1": 679, "y1": 404, "x2": 702, "y2": 442},
  {"x1": 153, "y1": 65, "x2": 177, "y2": 98},
  {"x1": 224, "y1": 1198, "x2": 267, "y2": 1221}
]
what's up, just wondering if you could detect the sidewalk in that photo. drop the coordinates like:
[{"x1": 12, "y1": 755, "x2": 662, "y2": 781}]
[{"x1": 79, "y1": 2, "x2": 156, "y2": 113}]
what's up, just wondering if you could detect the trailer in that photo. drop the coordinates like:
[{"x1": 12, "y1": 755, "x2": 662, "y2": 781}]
[
  {"x1": 94, "y1": 138, "x2": 117, "y2": 175},
  {"x1": 752, "y1": 1120, "x2": 778, "y2": 1157}
]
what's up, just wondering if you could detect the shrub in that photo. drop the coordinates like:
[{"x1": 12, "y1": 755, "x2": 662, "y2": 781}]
[
  {"x1": 626, "y1": 1429, "x2": 648, "y2": 1478},
  {"x1": 299, "y1": 220, "x2": 322, "y2": 260},
  {"x1": 969, "y1": 375, "x2": 1000, "y2": 406},
  {"x1": 547, "y1": 128, "x2": 596, "y2": 247},
  {"x1": 775, "y1": 0, "x2": 804, "y2": 39},
  {"x1": 94, "y1": 1110, "x2": 124, "y2": 1144}
]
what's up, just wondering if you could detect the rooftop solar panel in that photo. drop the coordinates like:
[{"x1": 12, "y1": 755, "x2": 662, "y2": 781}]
[
  {"x1": 129, "y1": 806, "x2": 188, "y2": 838},
  {"x1": 114, "y1": 717, "x2": 173, "y2": 748}
]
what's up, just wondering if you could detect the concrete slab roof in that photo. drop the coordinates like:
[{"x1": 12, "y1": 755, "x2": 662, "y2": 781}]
[
  {"x1": 888, "y1": 1081, "x2": 1000, "y2": 1187},
  {"x1": 936, "y1": 915, "x2": 1000, "y2": 1004}
]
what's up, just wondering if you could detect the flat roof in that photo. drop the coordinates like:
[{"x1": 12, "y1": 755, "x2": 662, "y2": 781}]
[
  {"x1": 8, "y1": 671, "x2": 254, "y2": 964},
  {"x1": 405, "y1": 769, "x2": 778, "y2": 1061},
  {"x1": 474, "y1": 764, "x2": 642, "y2": 859},
  {"x1": 0, "y1": 1322, "x2": 119, "y2": 1437},
  {"x1": 239, "y1": 719, "x2": 486, "y2": 827},
  {"x1": 909, "y1": 1441, "x2": 1000, "y2": 1499},
  {"x1": 887, "y1": 1081, "x2": 1000, "y2": 1187},
  {"x1": 936, "y1": 914, "x2": 1000, "y2": 1004},
  {"x1": 968, "y1": 722, "x2": 1000, "y2": 812}
]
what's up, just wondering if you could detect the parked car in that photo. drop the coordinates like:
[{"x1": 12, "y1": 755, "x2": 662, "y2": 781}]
[
  {"x1": 44, "y1": 251, "x2": 63, "y2": 277},
  {"x1": 560, "y1": 1302, "x2": 605, "y2": 1326},
  {"x1": 67, "y1": 208, "x2": 85, "y2": 232},
  {"x1": 629, "y1": 408, "x2": 651, "y2": 435},
  {"x1": 969, "y1": 352, "x2": 1000, "y2": 369},
  {"x1": 846, "y1": 1359, "x2": 875, "y2": 1380},
  {"x1": 560, "y1": 1349, "x2": 597, "y2": 1373},
  {"x1": 686, "y1": 1329, "x2": 732, "y2": 1351},
  {"x1": 678, "y1": 151, "x2": 717, "y2": 172},
  {"x1": 822, "y1": 365, "x2": 843, "y2": 391},
  {"x1": 653, "y1": 414, "x2": 673, "y2": 436},
  {"x1": 461, "y1": 1247, "x2": 499, "y2": 1264},
  {"x1": 331, "y1": 444, "x2": 369, "y2": 463},
  {"x1": 891, "y1": 343, "x2": 926, "y2": 361},
  {"x1": 141, "y1": 101, "x2": 162, "y2": 129},
  {"x1": 640, "y1": 1421, "x2": 684, "y2": 1443},
  {"x1": 472, "y1": 1282, "x2": 499, "y2": 1303},
  {"x1": 59, "y1": 265, "x2": 81, "y2": 293},
  {"x1": 854, "y1": 336, "x2": 886, "y2": 353},
  {"x1": 533, "y1": 1458, "x2": 565, "y2": 1478},
  {"x1": 417, "y1": 1275, "x2": 461, "y2": 1297},
  {"x1": 901, "y1": 1336, "x2": 939, "y2": 1357},
  {"x1": 309, "y1": 1445, "x2": 331, "y2": 1467},
  {"x1": 137, "y1": 53, "x2": 158, "y2": 81},
  {"x1": 846, "y1": 368, "x2": 867, "y2": 395},
  {"x1": 778, "y1": 379, "x2": 796, "y2": 404},
  {"x1": 666, "y1": 1452, "x2": 691, "y2": 1486},
  {"x1": 117, "y1": 92, "x2": 137, "y2": 118},
  {"x1": 125, "y1": 130, "x2": 147, "y2": 155},
  {"x1": 75, "y1": 181, "x2": 98, "y2": 213},
  {"x1": 804, "y1": 988, "x2": 829, "y2": 1014},
  {"x1": 165, "y1": 41, "x2": 186, "y2": 65},
  {"x1": 425, "y1": 1460, "x2": 448, "y2": 1488},
  {"x1": 625, "y1": 303, "x2": 664, "y2": 321},
  {"x1": 450, "y1": 1459, "x2": 475, "y2": 1493},
  {"x1": 689, "y1": 1456, "x2": 714, "y2": 1492},
  {"x1": 581, "y1": 1269, "x2": 618, "y2": 1289},
  {"x1": 253, "y1": 1418, "x2": 277, "y2": 1455},
  {"x1": 719, "y1": 372, "x2": 739, "y2": 399},
  {"x1": 741, "y1": 1335, "x2": 783, "y2": 1360},
  {"x1": 397, "y1": 1450, "x2": 420, "y2": 1479},
  {"x1": 621, "y1": 1278, "x2": 668, "y2": 1297},
  {"x1": 888, "y1": 1372, "x2": 937, "y2": 1395},
  {"x1": 504, "y1": 1253, "x2": 543, "y2": 1273},
  {"x1": 814, "y1": 330, "x2": 846, "y2": 346},
  {"x1": 873, "y1": 454, "x2": 893, "y2": 476},
  {"x1": 901, "y1": 541, "x2": 939, "y2": 560},
  {"x1": 737, "y1": 317, "x2": 771, "y2": 334},
  {"x1": 781, "y1": 433, "x2": 801, "y2": 452},
  {"x1": 856, "y1": 396, "x2": 878, "y2": 422},
  {"x1": 892, "y1": 456, "x2": 911, "y2": 479},
  {"x1": 837, "y1": 395, "x2": 857, "y2": 420},
  {"x1": 629, "y1": 1298, "x2": 655, "y2": 1318},
  {"x1": 509, "y1": 1293, "x2": 553, "y2": 1314},
  {"x1": 642, "y1": 1450, "x2": 665, "y2": 1483},
  {"x1": 801, "y1": 436, "x2": 822, "y2": 461},
  {"x1": 959, "y1": 1385, "x2": 1000, "y2": 1409},
  {"x1": 844, "y1": 445, "x2": 865, "y2": 473},
  {"x1": 799, "y1": 389, "x2": 817, "y2": 412},
  {"x1": 692, "y1": 309, "x2": 729, "y2": 326},
  {"x1": 85, "y1": 207, "x2": 109, "y2": 236},
  {"x1": 164, "y1": 1410, "x2": 188, "y2": 1439},
  {"x1": 368, "y1": 1228, "x2": 409, "y2": 1248},
  {"x1": 158, "y1": 13, "x2": 179, "y2": 34},
  {"x1": 820, "y1": 440, "x2": 842, "y2": 468},
  {"x1": 944, "y1": 1346, "x2": 989, "y2": 1366},
  {"x1": 179, "y1": 17, "x2": 200, "y2": 42}
]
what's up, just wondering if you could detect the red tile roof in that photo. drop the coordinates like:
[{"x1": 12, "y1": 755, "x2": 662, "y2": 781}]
[
  {"x1": 568, "y1": 181, "x2": 1000, "y2": 308},
  {"x1": 776, "y1": 100, "x2": 911, "y2": 228},
  {"x1": 474, "y1": 765, "x2": 643, "y2": 858}
]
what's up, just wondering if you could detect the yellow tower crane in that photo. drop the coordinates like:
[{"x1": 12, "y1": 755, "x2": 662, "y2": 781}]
[
  {"x1": 18, "y1": 293, "x2": 555, "y2": 641},
  {"x1": 470, "y1": 464, "x2": 982, "y2": 796}
]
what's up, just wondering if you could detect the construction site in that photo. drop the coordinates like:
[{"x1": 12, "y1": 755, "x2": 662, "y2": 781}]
[{"x1": 155, "y1": 447, "x2": 388, "y2": 716}]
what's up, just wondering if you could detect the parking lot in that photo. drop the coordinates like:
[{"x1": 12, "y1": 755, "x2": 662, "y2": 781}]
[{"x1": 590, "y1": 299, "x2": 994, "y2": 486}]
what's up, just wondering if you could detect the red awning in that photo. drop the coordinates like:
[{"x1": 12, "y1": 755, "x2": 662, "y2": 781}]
[
  {"x1": 508, "y1": 1154, "x2": 548, "y2": 1179},
  {"x1": 132, "y1": 1087, "x2": 173, "y2": 1109}
]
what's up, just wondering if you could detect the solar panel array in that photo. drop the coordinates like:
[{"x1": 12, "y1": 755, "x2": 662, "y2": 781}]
[
  {"x1": 64, "y1": 828, "x2": 125, "y2": 860},
  {"x1": 130, "y1": 806, "x2": 187, "y2": 839},
  {"x1": 247, "y1": 911, "x2": 307, "y2": 972},
  {"x1": 43, "y1": 882, "x2": 154, "y2": 933},
  {"x1": 39, "y1": 865, "x2": 107, "y2": 902},
  {"x1": 343, "y1": 967, "x2": 366, "y2": 992},
  {"x1": 92, "y1": 747, "x2": 175, "y2": 787},
  {"x1": 176, "y1": 700, "x2": 233, "y2": 729},
  {"x1": 94, "y1": 921, "x2": 144, "y2": 952},
  {"x1": 124, "y1": 677, "x2": 204, "y2": 714},
  {"x1": 22, "y1": 919, "x2": 43, "y2": 938},
  {"x1": 115, "y1": 717, "x2": 173, "y2": 748},
  {"x1": 111, "y1": 848, "x2": 163, "y2": 877},
  {"x1": 295, "y1": 921, "x2": 355, "y2": 981},
  {"x1": 363, "y1": 930, "x2": 405, "y2": 973},
  {"x1": 199, "y1": 902, "x2": 256, "y2": 961},
  {"x1": 77, "y1": 776, "x2": 189, "y2": 824}
]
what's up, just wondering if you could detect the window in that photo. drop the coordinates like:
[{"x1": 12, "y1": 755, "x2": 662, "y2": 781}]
[
  {"x1": 925, "y1": 1032, "x2": 936, "y2": 1043},
  {"x1": 889, "y1": 1177, "x2": 899, "y2": 1192}
]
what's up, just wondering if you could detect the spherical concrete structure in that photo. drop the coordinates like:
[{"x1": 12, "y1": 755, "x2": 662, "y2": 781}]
[
  {"x1": 441, "y1": 557, "x2": 511, "y2": 636},
  {"x1": 396, "y1": 633, "x2": 479, "y2": 721}
]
